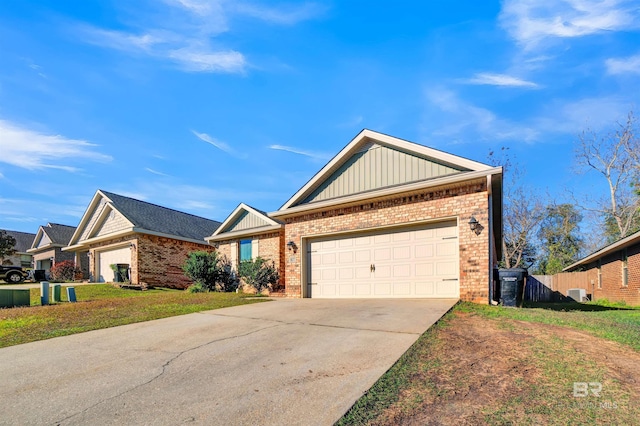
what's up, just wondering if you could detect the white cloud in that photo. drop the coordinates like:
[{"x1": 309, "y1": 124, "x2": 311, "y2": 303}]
[
  {"x1": 191, "y1": 129, "x2": 247, "y2": 159},
  {"x1": 500, "y1": 0, "x2": 640, "y2": 49},
  {"x1": 0, "y1": 119, "x2": 112, "y2": 172},
  {"x1": 424, "y1": 87, "x2": 539, "y2": 142},
  {"x1": 606, "y1": 53, "x2": 640, "y2": 75},
  {"x1": 145, "y1": 168, "x2": 170, "y2": 177},
  {"x1": 79, "y1": 1, "x2": 324, "y2": 74},
  {"x1": 168, "y1": 47, "x2": 245, "y2": 73},
  {"x1": 233, "y1": 2, "x2": 327, "y2": 25},
  {"x1": 268, "y1": 144, "x2": 331, "y2": 160},
  {"x1": 461, "y1": 73, "x2": 539, "y2": 88}
]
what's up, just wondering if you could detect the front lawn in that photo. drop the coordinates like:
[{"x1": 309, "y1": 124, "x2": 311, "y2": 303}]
[
  {"x1": 338, "y1": 301, "x2": 640, "y2": 425},
  {"x1": 0, "y1": 285, "x2": 267, "y2": 348}
]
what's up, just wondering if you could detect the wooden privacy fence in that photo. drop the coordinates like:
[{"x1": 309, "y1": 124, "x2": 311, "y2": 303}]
[{"x1": 525, "y1": 272, "x2": 592, "y2": 302}]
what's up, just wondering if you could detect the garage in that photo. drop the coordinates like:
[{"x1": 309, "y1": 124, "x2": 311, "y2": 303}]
[
  {"x1": 96, "y1": 246, "x2": 131, "y2": 283},
  {"x1": 307, "y1": 221, "x2": 459, "y2": 298}
]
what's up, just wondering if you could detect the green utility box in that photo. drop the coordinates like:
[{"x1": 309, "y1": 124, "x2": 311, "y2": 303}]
[
  {"x1": 0, "y1": 289, "x2": 30, "y2": 308},
  {"x1": 52, "y1": 284, "x2": 62, "y2": 302}
]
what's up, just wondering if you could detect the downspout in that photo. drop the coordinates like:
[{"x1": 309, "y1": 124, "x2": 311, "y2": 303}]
[{"x1": 487, "y1": 174, "x2": 494, "y2": 305}]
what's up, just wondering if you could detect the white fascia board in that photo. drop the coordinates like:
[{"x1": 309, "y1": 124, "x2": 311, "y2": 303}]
[
  {"x1": 27, "y1": 243, "x2": 65, "y2": 253},
  {"x1": 62, "y1": 228, "x2": 136, "y2": 251},
  {"x1": 67, "y1": 190, "x2": 105, "y2": 246},
  {"x1": 279, "y1": 129, "x2": 493, "y2": 211},
  {"x1": 209, "y1": 203, "x2": 281, "y2": 239},
  {"x1": 206, "y1": 225, "x2": 283, "y2": 242},
  {"x1": 271, "y1": 167, "x2": 502, "y2": 219},
  {"x1": 29, "y1": 227, "x2": 45, "y2": 250},
  {"x1": 563, "y1": 230, "x2": 640, "y2": 271},
  {"x1": 131, "y1": 228, "x2": 213, "y2": 246}
]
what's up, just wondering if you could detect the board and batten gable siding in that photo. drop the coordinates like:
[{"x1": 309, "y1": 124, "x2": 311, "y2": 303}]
[
  {"x1": 226, "y1": 211, "x2": 271, "y2": 233},
  {"x1": 301, "y1": 143, "x2": 467, "y2": 205}
]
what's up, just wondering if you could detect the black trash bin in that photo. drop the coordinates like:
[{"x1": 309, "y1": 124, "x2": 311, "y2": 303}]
[
  {"x1": 115, "y1": 264, "x2": 130, "y2": 282},
  {"x1": 498, "y1": 268, "x2": 527, "y2": 307},
  {"x1": 33, "y1": 269, "x2": 46, "y2": 282}
]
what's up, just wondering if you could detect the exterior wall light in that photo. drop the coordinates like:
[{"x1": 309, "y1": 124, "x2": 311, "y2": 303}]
[
  {"x1": 287, "y1": 241, "x2": 297, "y2": 252},
  {"x1": 468, "y1": 217, "x2": 482, "y2": 235}
]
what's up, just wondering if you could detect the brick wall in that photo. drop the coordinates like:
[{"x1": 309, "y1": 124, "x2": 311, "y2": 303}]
[
  {"x1": 137, "y1": 234, "x2": 213, "y2": 289},
  {"x1": 583, "y1": 242, "x2": 640, "y2": 306},
  {"x1": 216, "y1": 230, "x2": 285, "y2": 286},
  {"x1": 87, "y1": 236, "x2": 137, "y2": 283},
  {"x1": 282, "y1": 179, "x2": 492, "y2": 302}
]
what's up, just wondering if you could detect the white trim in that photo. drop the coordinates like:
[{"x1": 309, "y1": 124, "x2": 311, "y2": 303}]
[
  {"x1": 208, "y1": 203, "x2": 282, "y2": 239},
  {"x1": 279, "y1": 129, "x2": 494, "y2": 211},
  {"x1": 67, "y1": 190, "x2": 107, "y2": 246},
  {"x1": 63, "y1": 229, "x2": 136, "y2": 251},
  {"x1": 29, "y1": 227, "x2": 45, "y2": 250},
  {"x1": 131, "y1": 228, "x2": 213, "y2": 246},
  {"x1": 206, "y1": 225, "x2": 283, "y2": 242},
  {"x1": 271, "y1": 168, "x2": 501, "y2": 218},
  {"x1": 564, "y1": 229, "x2": 640, "y2": 271}
]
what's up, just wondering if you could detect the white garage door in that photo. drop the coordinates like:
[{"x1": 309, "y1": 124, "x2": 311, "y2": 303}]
[
  {"x1": 307, "y1": 222, "x2": 458, "y2": 298},
  {"x1": 97, "y1": 247, "x2": 131, "y2": 282}
]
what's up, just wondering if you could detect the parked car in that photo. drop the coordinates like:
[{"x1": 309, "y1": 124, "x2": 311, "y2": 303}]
[{"x1": 0, "y1": 265, "x2": 28, "y2": 283}]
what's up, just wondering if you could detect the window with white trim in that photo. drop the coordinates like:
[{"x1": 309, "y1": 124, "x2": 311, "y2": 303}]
[
  {"x1": 597, "y1": 259, "x2": 602, "y2": 289},
  {"x1": 239, "y1": 240, "x2": 252, "y2": 262}
]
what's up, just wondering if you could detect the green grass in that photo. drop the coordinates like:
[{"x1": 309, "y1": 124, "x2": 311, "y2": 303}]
[
  {"x1": 337, "y1": 301, "x2": 640, "y2": 425},
  {"x1": 0, "y1": 285, "x2": 267, "y2": 348}
]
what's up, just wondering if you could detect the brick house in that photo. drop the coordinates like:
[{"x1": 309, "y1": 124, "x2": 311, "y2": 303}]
[
  {"x1": 205, "y1": 203, "x2": 285, "y2": 289},
  {"x1": 63, "y1": 190, "x2": 220, "y2": 288},
  {"x1": 223, "y1": 130, "x2": 503, "y2": 302},
  {"x1": 27, "y1": 223, "x2": 81, "y2": 280},
  {"x1": 0, "y1": 229, "x2": 36, "y2": 269},
  {"x1": 563, "y1": 229, "x2": 640, "y2": 305}
]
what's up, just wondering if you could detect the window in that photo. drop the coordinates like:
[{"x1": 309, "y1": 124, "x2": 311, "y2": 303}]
[
  {"x1": 597, "y1": 260, "x2": 602, "y2": 289},
  {"x1": 622, "y1": 249, "x2": 628, "y2": 287},
  {"x1": 239, "y1": 240, "x2": 252, "y2": 262}
]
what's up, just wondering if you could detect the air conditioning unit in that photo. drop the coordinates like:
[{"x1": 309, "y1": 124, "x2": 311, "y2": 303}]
[{"x1": 567, "y1": 288, "x2": 587, "y2": 302}]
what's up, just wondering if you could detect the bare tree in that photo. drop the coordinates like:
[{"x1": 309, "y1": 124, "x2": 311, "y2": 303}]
[
  {"x1": 575, "y1": 111, "x2": 640, "y2": 241},
  {"x1": 488, "y1": 148, "x2": 545, "y2": 268}
]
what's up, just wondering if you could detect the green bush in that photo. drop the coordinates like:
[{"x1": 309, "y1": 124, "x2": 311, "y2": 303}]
[
  {"x1": 182, "y1": 251, "x2": 237, "y2": 292},
  {"x1": 238, "y1": 257, "x2": 280, "y2": 294}
]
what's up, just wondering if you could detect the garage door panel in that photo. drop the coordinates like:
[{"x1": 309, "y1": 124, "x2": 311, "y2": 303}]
[
  {"x1": 308, "y1": 222, "x2": 459, "y2": 298},
  {"x1": 415, "y1": 244, "x2": 434, "y2": 258},
  {"x1": 97, "y1": 247, "x2": 131, "y2": 283}
]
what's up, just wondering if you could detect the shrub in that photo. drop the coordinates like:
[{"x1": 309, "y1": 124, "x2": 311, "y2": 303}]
[
  {"x1": 187, "y1": 282, "x2": 207, "y2": 293},
  {"x1": 183, "y1": 251, "x2": 237, "y2": 292},
  {"x1": 238, "y1": 257, "x2": 280, "y2": 294},
  {"x1": 50, "y1": 260, "x2": 81, "y2": 282}
]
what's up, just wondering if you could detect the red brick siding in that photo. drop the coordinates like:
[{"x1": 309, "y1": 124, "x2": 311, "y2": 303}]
[
  {"x1": 283, "y1": 179, "x2": 492, "y2": 302},
  {"x1": 137, "y1": 234, "x2": 213, "y2": 289},
  {"x1": 585, "y1": 243, "x2": 640, "y2": 305},
  {"x1": 87, "y1": 234, "x2": 213, "y2": 288},
  {"x1": 216, "y1": 230, "x2": 285, "y2": 286}
]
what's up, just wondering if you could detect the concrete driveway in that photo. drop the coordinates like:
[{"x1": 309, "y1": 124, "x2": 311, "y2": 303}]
[{"x1": 0, "y1": 298, "x2": 456, "y2": 425}]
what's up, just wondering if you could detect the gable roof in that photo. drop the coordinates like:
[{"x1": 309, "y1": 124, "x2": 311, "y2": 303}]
[
  {"x1": 1, "y1": 230, "x2": 36, "y2": 254},
  {"x1": 272, "y1": 129, "x2": 501, "y2": 217},
  {"x1": 28, "y1": 223, "x2": 77, "y2": 252},
  {"x1": 206, "y1": 203, "x2": 283, "y2": 242},
  {"x1": 564, "y1": 229, "x2": 640, "y2": 272},
  {"x1": 66, "y1": 190, "x2": 221, "y2": 249}
]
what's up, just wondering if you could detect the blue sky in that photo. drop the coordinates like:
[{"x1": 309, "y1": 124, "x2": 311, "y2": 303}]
[{"x1": 1, "y1": 0, "x2": 639, "y2": 234}]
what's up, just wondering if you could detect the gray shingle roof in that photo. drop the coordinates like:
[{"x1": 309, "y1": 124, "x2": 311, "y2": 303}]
[
  {"x1": 1, "y1": 230, "x2": 36, "y2": 253},
  {"x1": 100, "y1": 190, "x2": 221, "y2": 241},
  {"x1": 44, "y1": 223, "x2": 77, "y2": 245}
]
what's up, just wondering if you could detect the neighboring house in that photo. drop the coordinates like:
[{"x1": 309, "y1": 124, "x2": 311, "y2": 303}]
[
  {"x1": 224, "y1": 129, "x2": 503, "y2": 302},
  {"x1": 206, "y1": 203, "x2": 285, "y2": 286},
  {"x1": 27, "y1": 223, "x2": 80, "y2": 279},
  {"x1": 0, "y1": 229, "x2": 36, "y2": 269},
  {"x1": 63, "y1": 190, "x2": 221, "y2": 288},
  {"x1": 563, "y1": 229, "x2": 640, "y2": 306}
]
